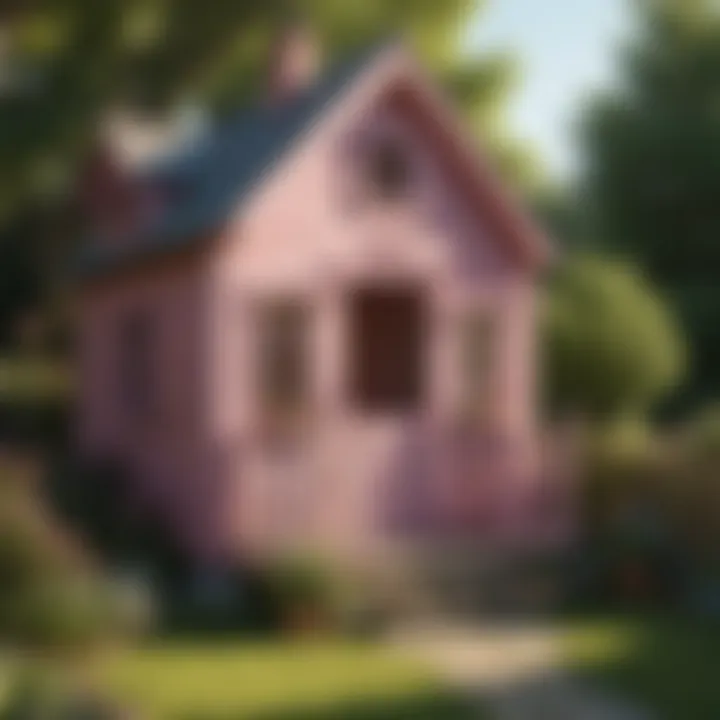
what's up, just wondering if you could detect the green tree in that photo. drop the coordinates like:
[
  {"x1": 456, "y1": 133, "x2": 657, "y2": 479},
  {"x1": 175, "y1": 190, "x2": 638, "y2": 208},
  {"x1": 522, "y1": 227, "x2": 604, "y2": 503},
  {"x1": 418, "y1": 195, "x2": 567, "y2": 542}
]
[
  {"x1": 0, "y1": 0, "x2": 534, "y2": 347},
  {"x1": 543, "y1": 253, "x2": 687, "y2": 422},
  {"x1": 582, "y1": 0, "x2": 720, "y2": 405},
  {"x1": 0, "y1": 0, "x2": 527, "y2": 226}
]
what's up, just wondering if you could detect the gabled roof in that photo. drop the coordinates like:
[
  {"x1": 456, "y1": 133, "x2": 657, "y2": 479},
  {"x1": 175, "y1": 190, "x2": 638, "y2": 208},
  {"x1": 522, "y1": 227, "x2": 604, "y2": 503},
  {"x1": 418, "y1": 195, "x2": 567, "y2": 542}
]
[{"x1": 76, "y1": 43, "x2": 387, "y2": 280}]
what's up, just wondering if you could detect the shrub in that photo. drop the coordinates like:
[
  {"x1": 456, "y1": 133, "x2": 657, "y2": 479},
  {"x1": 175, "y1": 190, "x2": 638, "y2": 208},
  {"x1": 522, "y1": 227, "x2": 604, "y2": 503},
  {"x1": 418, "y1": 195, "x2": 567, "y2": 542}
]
[
  {"x1": 666, "y1": 407, "x2": 720, "y2": 565},
  {"x1": 10, "y1": 576, "x2": 126, "y2": 651},
  {"x1": 0, "y1": 670, "x2": 66, "y2": 720},
  {"x1": 0, "y1": 454, "x2": 131, "y2": 652},
  {"x1": 544, "y1": 254, "x2": 686, "y2": 420},
  {"x1": 580, "y1": 419, "x2": 664, "y2": 530},
  {"x1": 569, "y1": 423, "x2": 686, "y2": 609},
  {"x1": 0, "y1": 666, "x2": 131, "y2": 720},
  {"x1": 0, "y1": 356, "x2": 71, "y2": 449},
  {"x1": 265, "y1": 556, "x2": 337, "y2": 634},
  {"x1": 263, "y1": 558, "x2": 410, "y2": 638},
  {"x1": 684, "y1": 406, "x2": 720, "y2": 458}
]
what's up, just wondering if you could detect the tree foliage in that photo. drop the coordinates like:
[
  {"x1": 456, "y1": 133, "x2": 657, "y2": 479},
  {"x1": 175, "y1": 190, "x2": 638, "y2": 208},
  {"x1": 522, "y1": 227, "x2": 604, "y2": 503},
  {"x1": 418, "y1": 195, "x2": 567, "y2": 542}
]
[
  {"x1": 0, "y1": 0, "x2": 534, "y2": 346},
  {"x1": 0, "y1": 0, "x2": 525, "y2": 227},
  {"x1": 582, "y1": 0, "x2": 720, "y2": 404},
  {"x1": 544, "y1": 253, "x2": 687, "y2": 420}
]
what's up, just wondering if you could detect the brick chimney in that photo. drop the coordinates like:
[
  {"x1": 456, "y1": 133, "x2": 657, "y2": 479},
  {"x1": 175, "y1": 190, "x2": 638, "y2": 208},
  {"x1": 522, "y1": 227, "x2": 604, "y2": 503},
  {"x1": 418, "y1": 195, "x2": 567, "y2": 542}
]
[{"x1": 267, "y1": 22, "x2": 321, "y2": 104}]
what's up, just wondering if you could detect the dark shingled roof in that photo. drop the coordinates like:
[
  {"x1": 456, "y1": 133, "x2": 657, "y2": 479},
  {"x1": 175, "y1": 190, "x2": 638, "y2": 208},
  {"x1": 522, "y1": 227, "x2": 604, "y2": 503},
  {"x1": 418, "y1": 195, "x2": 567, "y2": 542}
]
[{"x1": 76, "y1": 43, "x2": 386, "y2": 280}]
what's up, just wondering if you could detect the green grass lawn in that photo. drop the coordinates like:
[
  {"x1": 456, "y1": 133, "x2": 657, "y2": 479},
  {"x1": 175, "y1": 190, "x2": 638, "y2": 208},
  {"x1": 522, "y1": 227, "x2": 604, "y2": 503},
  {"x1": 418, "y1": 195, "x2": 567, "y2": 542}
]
[
  {"x1": 562, "y1": 615, "x2": 720, "y2": 720},
  {"x1": 100, "y1": 640, "x2": 478, "y2": 720}
]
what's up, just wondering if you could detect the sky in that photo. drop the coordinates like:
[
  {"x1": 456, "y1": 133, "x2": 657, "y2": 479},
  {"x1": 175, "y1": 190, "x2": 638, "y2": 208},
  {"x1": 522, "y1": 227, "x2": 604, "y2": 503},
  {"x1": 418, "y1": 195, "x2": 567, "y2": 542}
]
[{"x1": 469, "y1": 0, "x2": 630, "y2": 179}]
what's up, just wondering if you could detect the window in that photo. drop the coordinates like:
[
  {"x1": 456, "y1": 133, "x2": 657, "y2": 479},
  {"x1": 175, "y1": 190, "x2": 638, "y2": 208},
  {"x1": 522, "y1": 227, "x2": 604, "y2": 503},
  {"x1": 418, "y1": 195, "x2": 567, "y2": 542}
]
[
  {"x1": 118, "y1": 309, "x2": 156, "y2": 421},
  {"x1": 350, "y1": 289, "x2": 425, "y2": 411},
  {"x1": 258, "y1": 302, "x2": 309, "y2": 415},
  {"x1": 461, "y1": 311, "x2": 495, "y2": 423},
  {"x1": 368, "y1": 140, "x2": 411, "y2": 199}
]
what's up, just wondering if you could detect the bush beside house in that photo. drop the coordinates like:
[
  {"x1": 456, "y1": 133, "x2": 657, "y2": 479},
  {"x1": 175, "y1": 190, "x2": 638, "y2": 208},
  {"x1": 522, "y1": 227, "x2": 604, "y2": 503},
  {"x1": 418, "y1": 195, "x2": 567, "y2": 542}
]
[
  {"x1": 568, "y1": 410, "x2": 720, "y2": 614},
  {"x1": 0, "y1": 357, "x2": 71, "y2": 450},
  {"x1": 0, "y1": 453, "x2": 131, "y2": 652}
]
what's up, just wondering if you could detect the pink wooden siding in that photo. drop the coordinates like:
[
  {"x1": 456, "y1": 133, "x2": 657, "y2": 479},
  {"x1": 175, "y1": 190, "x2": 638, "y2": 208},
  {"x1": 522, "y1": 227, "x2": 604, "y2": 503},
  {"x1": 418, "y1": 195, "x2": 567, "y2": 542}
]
[
  {"x1": 76, "y1": 45, "x2": 550, "y2": 565},
  {"x1": 201, "y1": 53, "x2": 542, "y2": 561},
  {"x1": 76, "y1": 257, "x2": 232, "y2": 560}
]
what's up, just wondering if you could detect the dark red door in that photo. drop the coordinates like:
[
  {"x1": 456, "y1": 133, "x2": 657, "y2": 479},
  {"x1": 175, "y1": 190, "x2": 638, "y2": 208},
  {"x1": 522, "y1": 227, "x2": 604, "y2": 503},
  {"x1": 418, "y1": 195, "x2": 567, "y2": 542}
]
[{"x1": 350, "y1": 287, "x2": 426, "y2": 412}]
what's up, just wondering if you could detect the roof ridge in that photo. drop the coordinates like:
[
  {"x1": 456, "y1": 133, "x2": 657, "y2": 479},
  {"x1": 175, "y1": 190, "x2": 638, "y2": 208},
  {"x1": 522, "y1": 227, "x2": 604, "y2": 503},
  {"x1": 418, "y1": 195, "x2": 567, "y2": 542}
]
[{"x1": 76, "y1": 39, "x2": 390, "y2": 280}]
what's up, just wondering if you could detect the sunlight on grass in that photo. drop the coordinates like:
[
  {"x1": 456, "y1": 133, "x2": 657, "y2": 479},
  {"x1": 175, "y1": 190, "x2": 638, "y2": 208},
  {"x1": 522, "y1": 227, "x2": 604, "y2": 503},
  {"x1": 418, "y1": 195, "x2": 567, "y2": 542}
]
[
  {"x1": 561, "y1": 617, "x2": 720, "y2": 720},
  {"x1": 102, "y1": 640, "x2": 474, "y2": 719},
  {"x1": 561, "y1": 618, "x2": 644, "y2": 669}
]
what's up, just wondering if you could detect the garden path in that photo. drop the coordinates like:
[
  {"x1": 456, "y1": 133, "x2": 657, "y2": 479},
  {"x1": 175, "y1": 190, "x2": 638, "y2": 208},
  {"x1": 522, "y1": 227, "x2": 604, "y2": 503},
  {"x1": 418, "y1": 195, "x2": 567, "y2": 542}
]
[{"x1": 392, "y1": 622, "x2": 653, "y2": 720}]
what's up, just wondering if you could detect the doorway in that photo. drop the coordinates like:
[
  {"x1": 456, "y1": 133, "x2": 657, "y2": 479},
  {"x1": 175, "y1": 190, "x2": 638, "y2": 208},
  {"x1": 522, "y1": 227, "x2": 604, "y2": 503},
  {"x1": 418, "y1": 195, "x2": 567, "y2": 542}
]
[{"x1": 349, "y1": 286, "x2": 427, "y2": 412}]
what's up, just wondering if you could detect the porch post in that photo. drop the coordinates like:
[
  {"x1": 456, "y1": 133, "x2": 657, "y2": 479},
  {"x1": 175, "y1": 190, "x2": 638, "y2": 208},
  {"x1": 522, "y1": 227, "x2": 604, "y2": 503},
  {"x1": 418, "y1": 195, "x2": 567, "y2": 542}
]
[
  {"x1": 428, "y1": 286, "x2": 458, "y2": 423},
  {"x1": 314, "y1": 278, "x2": 346, "y2": 417}
]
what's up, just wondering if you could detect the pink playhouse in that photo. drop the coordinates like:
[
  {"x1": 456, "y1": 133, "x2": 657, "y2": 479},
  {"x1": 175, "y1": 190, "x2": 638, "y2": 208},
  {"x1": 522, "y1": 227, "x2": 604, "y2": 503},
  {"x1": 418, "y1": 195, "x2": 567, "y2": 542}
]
[{"x1": 74, "y1": 28, "x2": 556, "y2": 568}]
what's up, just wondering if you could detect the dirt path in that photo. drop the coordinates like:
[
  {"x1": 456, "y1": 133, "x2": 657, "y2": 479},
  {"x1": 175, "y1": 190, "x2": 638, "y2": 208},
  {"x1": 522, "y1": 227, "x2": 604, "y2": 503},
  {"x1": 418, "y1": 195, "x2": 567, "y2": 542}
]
[{"x1": 392, "y1": 623, "x2": 653, "y2": 720}]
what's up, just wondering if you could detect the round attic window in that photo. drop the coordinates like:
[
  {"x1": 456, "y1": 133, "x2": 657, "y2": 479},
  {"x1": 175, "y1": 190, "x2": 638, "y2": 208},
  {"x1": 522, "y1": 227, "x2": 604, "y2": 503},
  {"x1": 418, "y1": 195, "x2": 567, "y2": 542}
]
[{"x1": 368, "y1": 139, "x2": 411, "y2": 199}]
